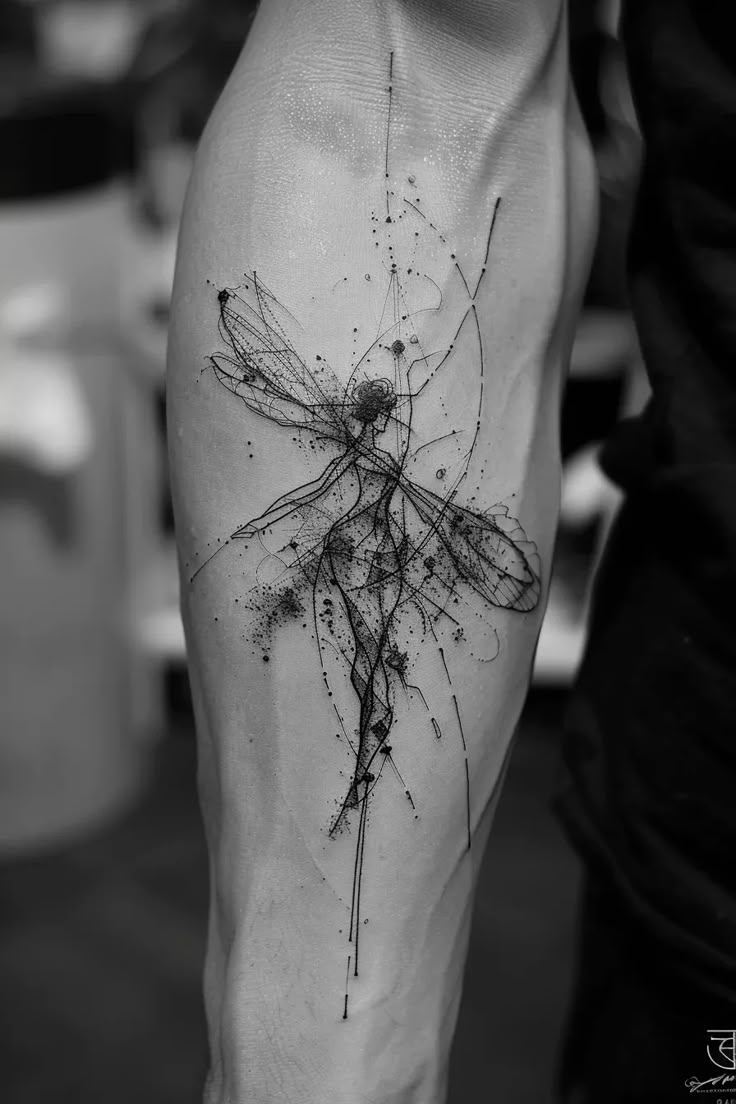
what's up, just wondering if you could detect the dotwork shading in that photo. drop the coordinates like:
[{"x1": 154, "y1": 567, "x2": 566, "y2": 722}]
[{"x1": 188, "y1": 53, "x2": 541, "y2": 1019}]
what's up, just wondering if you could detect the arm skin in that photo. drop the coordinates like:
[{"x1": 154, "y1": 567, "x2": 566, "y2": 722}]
[{"x1": 167, "y1": 2, "x2": 596, "y2": 1102}]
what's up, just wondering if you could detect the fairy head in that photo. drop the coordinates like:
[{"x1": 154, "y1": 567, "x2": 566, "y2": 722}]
[{"x1": 352, "y1": 378, "x2": 396, "y2": 431}]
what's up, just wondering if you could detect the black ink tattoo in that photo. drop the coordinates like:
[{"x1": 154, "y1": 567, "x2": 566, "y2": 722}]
[{"x1": 189, "y1": 53, "x2": 541, "y2": 1019}]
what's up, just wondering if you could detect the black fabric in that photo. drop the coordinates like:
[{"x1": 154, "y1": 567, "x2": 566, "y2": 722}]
[
  {"x1": 0, "y1": 79, "x2": 119, "y2": 200},
  {"x1": 558, "y1": 877, "x2": 736, "y2": 1102},
  {"x1": 558, "y1": 2, "x2": 736, "y2": 1099}
]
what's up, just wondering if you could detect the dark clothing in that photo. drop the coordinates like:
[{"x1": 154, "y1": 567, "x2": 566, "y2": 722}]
[{"x1": 558, "y1": 3, "x2": 736, "y2": 1099}]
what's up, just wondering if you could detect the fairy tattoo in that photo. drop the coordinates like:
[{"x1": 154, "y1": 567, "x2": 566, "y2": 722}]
[{"x1": 188, "y1": 53, "x2": 541, "y2": 1018}]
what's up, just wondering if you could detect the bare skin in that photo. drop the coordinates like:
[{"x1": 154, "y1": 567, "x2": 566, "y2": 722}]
[{"x1": 168, "y1": 2, "x2": 597, "y2": 1101}]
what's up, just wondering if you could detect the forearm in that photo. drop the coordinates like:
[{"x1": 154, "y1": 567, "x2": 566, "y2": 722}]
[{"x1": 169, "y1": 3, "x2": 595, "y2": 1102}]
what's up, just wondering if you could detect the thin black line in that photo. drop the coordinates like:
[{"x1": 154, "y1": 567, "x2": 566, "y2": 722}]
[
  {"x1": 333, "y1": 702, "x2": 357, "y2": 755},
  {"x1": 189, "y1": 538, "x2": 231, "y2": 583},
  {"x1": 375, "y1": 270, "x2": 395, "y2": 343},
  {"x1": 402, "y1": 198, "x2": 471, "y2": 297},
  {"x1": 405, "y1": 682, "x2": 429, "y2": 709},
  {"x1": 452, "y1": 693, "x2": 471, "y2": 851},
  {"x1": 463, "y1": 757, "x2": 471, "y2": 851},
  {"x1": 451, "y1": 694, "x2": 466, "y2": 751},
  {"x1": 348, "y1": 790, "x2": 362, "y2": 944},
  {"x1": 472, "y1": 196, "x2": 501, "y2": 300},
  {"x1": 412, "y1": 430, "x2": 456, "y2": 457},
  {"x1": 464, "y1": 305, "x2": 484, "y2": 464},
  {"x1": 353, "y1": 790, "x2": 368, "y2": 976},
  {"x1": 385, "y1": 52, "x2": 394, "y2": 216},
  {"x1": 343, "y1": 956, "x2": 351, "y2": 1020},
  {"x1": 412, "y1": 311, "x2": 468, "y2": 397}
]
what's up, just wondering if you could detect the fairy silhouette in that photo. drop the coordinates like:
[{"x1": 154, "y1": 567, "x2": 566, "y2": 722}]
[{"x1": 197, "y1": 228, "x2": 540, "y2": 999}]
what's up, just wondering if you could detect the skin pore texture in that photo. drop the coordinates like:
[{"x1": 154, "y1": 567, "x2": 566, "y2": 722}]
[{"x1": 167, "y1": 2, "x2": 597, "y2": 1102}]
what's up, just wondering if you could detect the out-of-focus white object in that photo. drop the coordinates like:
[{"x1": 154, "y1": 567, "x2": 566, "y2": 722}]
[
  {"x1": 37, "y1": 0, "x2": 142, "y2": 79},
  {"x1": 0, "y1": 284, "x2": 93, "y2": 474},
  {"x1": 533, "y1": 307, "x2": 644, "y2": 686},
  {"x1": 0, "y1": 83, "x2": 150, "y2": 855},
  {"x1": 534, "y1": 585, "x2": 587, "y2": 686},
  {"x1": 535, "y1": 445, "x2": 621, "y2": 685},
  {"x1": 560, "y1": 442, "x2": 622, "y2": 528}
]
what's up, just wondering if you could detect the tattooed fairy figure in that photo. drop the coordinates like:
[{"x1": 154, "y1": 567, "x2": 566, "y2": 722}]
[{"x1": 190, "y1": 54, "x2": 541, "y2": 1016}]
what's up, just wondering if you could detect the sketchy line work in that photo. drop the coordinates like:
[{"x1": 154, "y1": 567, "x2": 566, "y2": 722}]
[{"x1": 189, "y1": 52, "x2": 541, "y2": 1018}]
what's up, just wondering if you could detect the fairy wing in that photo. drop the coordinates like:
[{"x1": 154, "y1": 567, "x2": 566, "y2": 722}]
[
  {"x1": 211, "y1": 275, "x2": 350, "y2": 440},
  {"x1": 237, "y1": 457, "x2": 361, "y2": 574},
  {"x1": 393, "y1": 474, "x2": 541, "y2": 614}
]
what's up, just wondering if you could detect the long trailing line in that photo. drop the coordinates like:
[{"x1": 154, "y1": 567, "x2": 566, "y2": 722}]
[{"x1": 385, "y1": 51, "x2": 394, "y2": 218}]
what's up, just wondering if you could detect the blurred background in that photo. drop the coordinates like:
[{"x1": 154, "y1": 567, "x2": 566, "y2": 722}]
[{"x1": 0, "y1": 1, "x2": 643, "y2": 1100}]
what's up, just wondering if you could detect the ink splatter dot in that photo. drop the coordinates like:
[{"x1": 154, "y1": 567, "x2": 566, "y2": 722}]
[{"x1": 436, "y1": 468, "x2": 446, "y2": 479}]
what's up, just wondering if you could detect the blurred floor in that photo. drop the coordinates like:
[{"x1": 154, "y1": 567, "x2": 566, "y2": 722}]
[{"x1": 0, "y1": 688, "x2": 580, "y2": 1104}]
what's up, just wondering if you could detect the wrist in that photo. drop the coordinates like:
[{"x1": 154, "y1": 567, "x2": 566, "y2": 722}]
[{"x1": 202, "y1": 840, "x2": 474, "y2": 1104}]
